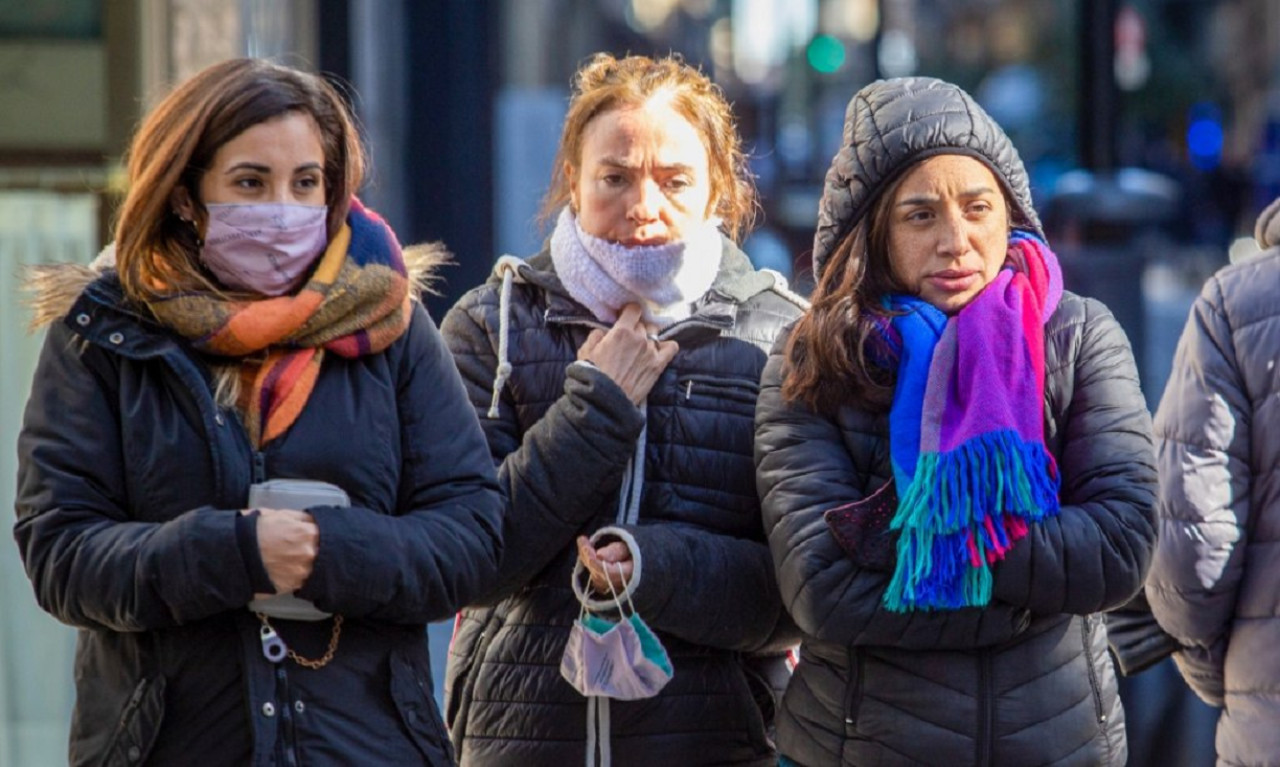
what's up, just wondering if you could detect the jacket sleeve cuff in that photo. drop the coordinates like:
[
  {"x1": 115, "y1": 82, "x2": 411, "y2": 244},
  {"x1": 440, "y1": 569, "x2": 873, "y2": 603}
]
[
  {"x1": 565, "y1": 360, "x2": 641, "y2": 419},
  {"x1": 572, "y1": 526, "x2": 643, "y2": 613},
  {"x1": 235, "y1": 510, "x2": 276, "y2": 594}
]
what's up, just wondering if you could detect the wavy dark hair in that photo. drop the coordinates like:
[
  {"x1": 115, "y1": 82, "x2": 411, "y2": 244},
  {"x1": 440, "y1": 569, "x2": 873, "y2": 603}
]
[{"x1": 781, "y1": 174, "x2": 909, "y2": 416}]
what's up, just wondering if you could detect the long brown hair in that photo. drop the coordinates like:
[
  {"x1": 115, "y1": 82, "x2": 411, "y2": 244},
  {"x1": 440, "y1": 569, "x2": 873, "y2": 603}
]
[
  {"x1": 541, "y1": 52, "x2": 757, "y2": 242},
  {"x1": 114, "y1": 58, "x2": 365, "y2": 305},
  {"x1": 781, "y1": 174, "x2": 910, "y2": 415}
]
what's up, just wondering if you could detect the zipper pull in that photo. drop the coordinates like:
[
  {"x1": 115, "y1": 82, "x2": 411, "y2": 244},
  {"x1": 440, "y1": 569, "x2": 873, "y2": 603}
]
[
  {"x1": 685, "y1": 380, "x2": 693, "y2": 400},
  {"x1": 260, "y1": 623, "x2": 287, "y2": 663}
]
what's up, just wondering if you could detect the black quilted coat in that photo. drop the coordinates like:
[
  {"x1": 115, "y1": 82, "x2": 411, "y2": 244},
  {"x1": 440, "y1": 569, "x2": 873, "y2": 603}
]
[
  {"x1": 753, "y1": 77, "x2": 1158, "y2": 766},
  {"x1": 14, "y1": 266, "x2": 503, "y2": 766},
  {"x1": 441, "y1": 240, "x2": 805, "y2": 766}
]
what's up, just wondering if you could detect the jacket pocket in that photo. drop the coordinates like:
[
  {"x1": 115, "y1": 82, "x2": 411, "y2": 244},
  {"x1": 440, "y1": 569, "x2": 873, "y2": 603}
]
[
  {"x1": 676, "y1": 375, "x2": 760, "y2": 411},
  {"x1": 390, "y1": 648, "x2": 456, "y2": 765},
  {"x1": 738, "y1": 653, "x2": 789, "y2": 753},
  {"x1": 442, "y1": 613, "x2": 473, "y2": 730},
  {"x1": 99, "y1": 676, "x2": 166, "y2": 767},
  {"x1": 1081, "y1": 616, "x2": 1106, "y2": 724},
  {"x1": 1081, "y1": 614, "x2": 1117, "y2": 764},
  {"x1": 444, "y1": 605, "x2": 502, "y2": 744}
]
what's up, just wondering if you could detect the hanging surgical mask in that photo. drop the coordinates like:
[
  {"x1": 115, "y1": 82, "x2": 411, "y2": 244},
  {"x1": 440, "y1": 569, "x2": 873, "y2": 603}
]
[
  {"x1": 199, "y1": 203, "x2": 329, "y2": 296},
  {"x1": 560, "y1": 563, "x2": 673, "y2": 701}
]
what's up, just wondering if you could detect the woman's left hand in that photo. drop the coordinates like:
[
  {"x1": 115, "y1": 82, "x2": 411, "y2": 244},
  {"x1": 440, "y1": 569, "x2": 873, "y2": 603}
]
[{"x1": 577, "y1": 535, "x2": 633, "y2": 595}]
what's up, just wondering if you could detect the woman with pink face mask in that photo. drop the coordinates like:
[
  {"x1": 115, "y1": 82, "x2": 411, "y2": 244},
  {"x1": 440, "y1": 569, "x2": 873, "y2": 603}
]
[
  {"x1": 441, "y1": 54, "x2": 807, "y2": 765},
  {"x1": 14, "y1": 58, "x2": 503, "y2": 766}
]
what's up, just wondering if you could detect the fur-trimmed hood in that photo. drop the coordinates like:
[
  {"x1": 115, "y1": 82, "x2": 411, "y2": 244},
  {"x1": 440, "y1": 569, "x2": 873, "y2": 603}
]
[{"x1": 25, "y1": 240, "x2": 451, "y2": 332}]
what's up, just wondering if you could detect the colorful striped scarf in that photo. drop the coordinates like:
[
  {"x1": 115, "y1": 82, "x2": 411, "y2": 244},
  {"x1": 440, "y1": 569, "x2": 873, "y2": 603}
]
[
  {"x1": 879, "y1": 230, "x2": 1063, "y2": 611},
  {"x1": 150, "y1": 199, "x2": 411, "y2": 447}
]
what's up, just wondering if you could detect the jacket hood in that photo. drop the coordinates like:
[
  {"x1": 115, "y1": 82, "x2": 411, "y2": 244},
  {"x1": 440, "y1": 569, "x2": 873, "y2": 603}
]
[
  {"x1": 26, "y1": 240, "x2": 450, "y2": 332},
  {"x1": 812, "y1": 76, "x2": 1043, "y2": 281},
  {"x1": 1256, "y1": 195, "x2": 1280, "y2": 249}
]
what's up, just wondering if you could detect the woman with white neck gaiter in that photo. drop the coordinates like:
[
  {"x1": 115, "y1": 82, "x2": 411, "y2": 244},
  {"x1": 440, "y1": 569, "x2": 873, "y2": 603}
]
[{"x1": 441, "y1": 53, "x2": 806, "y2": 767}]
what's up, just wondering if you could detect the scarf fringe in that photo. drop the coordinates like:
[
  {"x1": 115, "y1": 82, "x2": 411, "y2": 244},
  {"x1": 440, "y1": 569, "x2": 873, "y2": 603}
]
[{"x1": 884, "y1": 430, "x2": 1060, "y2": 611}]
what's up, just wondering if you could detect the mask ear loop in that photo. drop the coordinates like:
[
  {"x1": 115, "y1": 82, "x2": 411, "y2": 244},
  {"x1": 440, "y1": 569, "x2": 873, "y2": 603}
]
[
  {"x1": 604, "y1": 562, "x2": 626, "y2": 617},
  {"x1": 602, "y1": 561, "x2": 640, "y2": 619},
  {"x1": 574, "y1": 561, "x2": 594, "y2": 622}
]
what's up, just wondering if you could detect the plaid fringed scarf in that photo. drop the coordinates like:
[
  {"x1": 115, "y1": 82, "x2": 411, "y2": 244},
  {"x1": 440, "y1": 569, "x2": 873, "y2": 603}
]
[
  {"x1": 879, "y1": 230, "x2": 1064, "y2": 611},
  {"x1": 150, "y1": 199, "x2": 411, "y2": 447}
]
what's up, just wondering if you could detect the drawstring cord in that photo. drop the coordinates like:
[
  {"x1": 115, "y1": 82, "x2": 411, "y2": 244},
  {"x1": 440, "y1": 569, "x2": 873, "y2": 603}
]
[
  {"x1": 585, "y1": 405, "x2": 647, "y2": 766},
  {"x1": 615, "y1": 403, "x2": 647, "y2": 525},
  {"x1": 487, "y1": 256, "x2": 523, "y2": 418},
  {"x1": 585, "y1": 696, "x2": 612, "y2": 766},
  {"x1": 580, "y1": 563, "x2": 633, "y2": 767}
]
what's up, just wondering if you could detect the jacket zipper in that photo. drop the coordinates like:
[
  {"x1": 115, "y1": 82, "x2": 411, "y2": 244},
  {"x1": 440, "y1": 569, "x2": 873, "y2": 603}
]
[
  {"x1": 1082, "y1": 615, "x2": 1108, "y2": 732},
  {"x1": 843, "y1": 647, "x2": 863, "y2": 732},
  {"x1": 274, "y1": 665, "x2": 300, "y2": 767},
  {"x1": 545, "y1": 313, "x2": 731, "y2": 341},
  {"x1": 117, "y1": 678, "x2": 148, "y2": 731},
  {"x1": 544, "y1": 314, "x2": 609, "y2": 332},
  {"x1": 677, "y1": 374, "x2": 760, "y2": 404},
  {"x1": 978, "y1": 651, "x2": 993, "y2": 767},
  {"x1": 104, "y1": 678, "x2": 150, "y2": 762},
  {"x1": 453, "y1": 604, "x2": 506, "y2": 745}
]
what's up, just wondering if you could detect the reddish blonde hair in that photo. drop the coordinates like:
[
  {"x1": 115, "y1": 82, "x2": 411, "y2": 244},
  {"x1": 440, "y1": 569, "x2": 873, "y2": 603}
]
[
  {"x1": 542, "y1": 53, "x2": 757, "y2": 242},
  {"x1": 114, "y1": 58, "x2": 365, "y2": 305}
]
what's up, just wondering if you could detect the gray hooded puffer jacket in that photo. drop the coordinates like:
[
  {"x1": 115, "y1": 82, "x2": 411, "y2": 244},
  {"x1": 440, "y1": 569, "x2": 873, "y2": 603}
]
[
  {"x1": 755, "y1": 77, "x2": 1157, "y2": 766},
  {"x1": 1147, "y1": 198, "x2": 1280, "y2": 766}
]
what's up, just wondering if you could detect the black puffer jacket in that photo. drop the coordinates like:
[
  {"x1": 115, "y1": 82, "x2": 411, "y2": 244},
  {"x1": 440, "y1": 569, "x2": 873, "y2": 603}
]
[
  {"x1": 755, "y1": 293, "x2": 1156, "y2": 765},
  {"x1": 441, "y1": 240, "x2": 805, "y2": 766},
  {"x1": 14, "y1": 266, "x2": 502, "y2": 766},
  {"x1": 755, "y1": 76, "x2": 1157, "y2": 765}
]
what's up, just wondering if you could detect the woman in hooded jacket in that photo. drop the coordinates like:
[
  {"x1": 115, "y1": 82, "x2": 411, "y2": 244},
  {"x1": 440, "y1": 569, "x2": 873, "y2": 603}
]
[
  {"x1": 440, "y1": 53, "x2": 806, "y2": 766},
  {"x1": 14, "y1": 58, "x2": 502, "y2": 766},
  {"x1": 1146, "y1": 197, "x2": 1280, "y2": 765},
  {"x1": 754, "y1": 76, "x2": 1158, "y2": 766}
]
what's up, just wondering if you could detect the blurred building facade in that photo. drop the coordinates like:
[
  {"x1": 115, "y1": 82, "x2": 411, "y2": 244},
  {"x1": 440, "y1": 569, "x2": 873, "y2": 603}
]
[{"x1": 2, "y1": 1, "x2": 1279, "y2": 764}]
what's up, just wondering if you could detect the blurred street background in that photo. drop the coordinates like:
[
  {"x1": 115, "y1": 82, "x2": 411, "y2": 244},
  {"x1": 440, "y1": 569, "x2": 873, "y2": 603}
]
[{"x1": 3, "y1": 1, "x2": 1278, "y2": 765}]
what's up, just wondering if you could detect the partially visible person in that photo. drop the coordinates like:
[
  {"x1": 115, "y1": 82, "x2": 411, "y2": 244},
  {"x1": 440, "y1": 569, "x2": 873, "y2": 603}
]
[
  {"x1": 14, "y1": 58, "x2": 502, "y2": 766},
  {"x1": 1147, "y1": 196, "x2": 1280, "y2": 765},
  {"x1": 441, "y1": 53, "x2": 805, "y2": 765},
  {"x1": 754, "y1": 76, "x2": 1158, "y2": 765}
]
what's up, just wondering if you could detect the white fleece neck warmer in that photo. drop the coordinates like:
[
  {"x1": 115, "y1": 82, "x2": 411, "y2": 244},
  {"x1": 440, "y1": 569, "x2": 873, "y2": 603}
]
[{"x1": 549, "y1": 207, "x2": 723, "y2": 326}]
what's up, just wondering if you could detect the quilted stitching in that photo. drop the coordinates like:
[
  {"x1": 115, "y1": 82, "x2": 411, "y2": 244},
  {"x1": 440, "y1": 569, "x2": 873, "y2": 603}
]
[{"x1": 812, "y1": 77, "x2": 1044, "y2": 280}]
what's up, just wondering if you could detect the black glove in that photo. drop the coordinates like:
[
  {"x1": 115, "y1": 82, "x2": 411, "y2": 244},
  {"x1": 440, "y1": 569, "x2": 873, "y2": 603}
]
[{"x1": 824, "y1": 480, "x2": 899, "y2": 572}]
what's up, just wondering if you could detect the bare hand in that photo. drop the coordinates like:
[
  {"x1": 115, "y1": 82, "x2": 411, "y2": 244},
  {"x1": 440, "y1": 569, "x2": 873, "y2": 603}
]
[
  {"x1": 577, "y1": 304, "x2": 678, "y2": 405},
  {"x1": 577, "y1": 535, "x2": 634, "y2": 595},
  {"x1": 243, "y1": 508, "x2": 319, "y2": 594}
]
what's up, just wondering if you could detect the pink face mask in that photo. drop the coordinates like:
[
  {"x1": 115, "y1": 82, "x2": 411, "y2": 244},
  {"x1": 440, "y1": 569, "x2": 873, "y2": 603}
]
[
  {"x1": 560, "y1": 612, "x2": 673, "y2": 700},
  {"x1": 199, "y1": 203, "x2": 329, "y2": 296}
]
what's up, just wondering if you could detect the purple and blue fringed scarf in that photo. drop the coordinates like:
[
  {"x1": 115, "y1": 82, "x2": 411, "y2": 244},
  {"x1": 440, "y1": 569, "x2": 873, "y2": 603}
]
[{"x1": 880, "y1": 230, "x2": 1064, "y2": 611}]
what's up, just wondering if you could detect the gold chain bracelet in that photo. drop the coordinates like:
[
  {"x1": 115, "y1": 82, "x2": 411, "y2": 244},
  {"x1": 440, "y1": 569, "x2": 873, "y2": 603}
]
[{"x1": 256, "y1": 612, "x2": 343, "y2": 670}]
